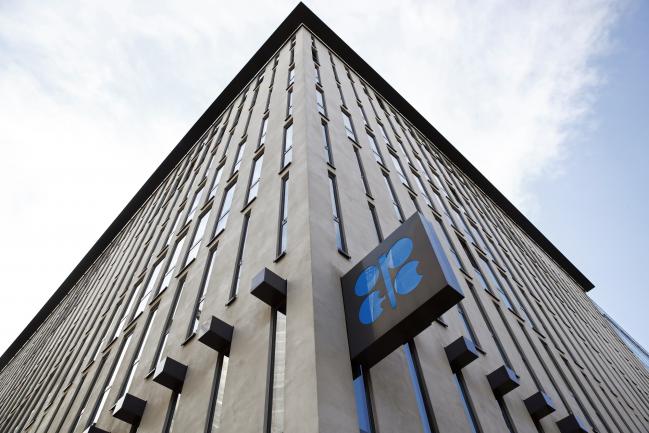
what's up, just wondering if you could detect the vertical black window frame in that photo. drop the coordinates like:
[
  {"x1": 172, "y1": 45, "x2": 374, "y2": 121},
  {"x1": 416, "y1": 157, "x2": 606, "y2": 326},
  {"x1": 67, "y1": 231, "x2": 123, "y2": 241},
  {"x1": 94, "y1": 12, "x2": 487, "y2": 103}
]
[
  {"x1": 389, "y1": 152, "x2": 410, "y2": 188},
  {"x1": 412, "y1": 173, "x2": 432, "y2": 208},
  {"x1": 132, "y1": 259, "x2": 164, "y2": 320},
  {"x1": 185, "y1": 185, "x2": 205, "y2": 225},
  {"x1": 352, "y1": 364, "x2": 377, "y2": 433},
  {"x1": 287, "y1": 66, "x2": 295, "y2": 88},
  {"x1": 117, "y1": 307, "x2": 158, "y2": 401},
  {"x1": 228, "y1": 211, "x2": 251, "y2": 303},
  {"x1": 187, "y1": 248, "x2": 218, "y2": 338},
  {"x1": 281, "y1": 121, "x2": 293, "y2": 169},
  {"x1": 245, "y1": 152, "x2": 264, "y2": 205},
  {"x1": 151, "y1": 278, "x2": 187, "y2": 371},
  {"x1": 315, "y1": 64, "x2": 322, "y2": 85},
  {"x1": 213, "y1": 180, "x2": 237, "y2": 237},
  {"x1": 366, "y1": 132, "x2": 385, "y2": 165},
  {"x1": 258, "y1": 115, "x2": 269, "y2": 149},
  {"x1": 208, "y1": 164, "x2": 225, "y2": 201},
  {"x1": 86, "y1": 332, "x2": 134, "y2": 428},
  {"x1": 342, "y1": 109, "x2": 357, "y2": 142},
  {"x1": 67, "y1": 357, "x2": 107, "y2": 433},
  {"x1": 353, "y1": 145, "x2": 371, "y2": 197},
  {"x1": 183, "y1": 208, "x2": 212, "y2": 268},
  {"x1": 286, "y1": 86, "x2": 294, "y2": 119},
  {"x1": 381, "y1": 170, "x2": 404, "y2": 223},
  {"x1": 162, "y1": 392, "x2": 181, "y2": 433},
  {"x1": 277, "y1": 174, "x2": 289, "y2": 258},
  {"x1": 368, "y1": 202, "x2": 383, "y2": 243},
  {"x1": 456, "y1": 302, "x2": 480, "y2": 348},
  {"x1": 264, "y1": 308, "x2": 287, "y2": 433},
  {"x1": 204, "y1": 353, "x2": 229, "y2": 433},
  {"x1": 327, "y1": 173, "x2": 349, "y2": 255},
  {"x1": 403, "y1": 340, "x2": 439, "y2": 433},
  {"x1": 452, "y1": 371, "x2": 482, "y2": 433},
  {"x1": 158, "y1": 233, "x2": 187, "y2": 297},
  {"x1": 230, "y1": 139, "x2": 247, "y2": 176},
  {"x1": 321, "y1": 120, "x2": 334, "y2": 167},
  {"x1": 316, "y1": 86, "x2": 327, "y2": 117}
]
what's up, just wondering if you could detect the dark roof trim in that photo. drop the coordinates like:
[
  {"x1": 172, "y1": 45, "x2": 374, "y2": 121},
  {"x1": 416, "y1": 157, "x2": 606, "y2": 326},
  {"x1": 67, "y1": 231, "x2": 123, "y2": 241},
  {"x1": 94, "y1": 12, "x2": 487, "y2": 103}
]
[{"x1": 0, "y1": 2, "x2": 592, "y2": 371}]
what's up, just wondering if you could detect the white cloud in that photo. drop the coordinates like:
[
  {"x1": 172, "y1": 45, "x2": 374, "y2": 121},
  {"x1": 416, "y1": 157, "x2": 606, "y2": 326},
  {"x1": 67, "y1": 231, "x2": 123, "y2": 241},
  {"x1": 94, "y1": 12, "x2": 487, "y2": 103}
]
[{"x1": 0, "y1": 0, "x2": 622, "y2": 354}]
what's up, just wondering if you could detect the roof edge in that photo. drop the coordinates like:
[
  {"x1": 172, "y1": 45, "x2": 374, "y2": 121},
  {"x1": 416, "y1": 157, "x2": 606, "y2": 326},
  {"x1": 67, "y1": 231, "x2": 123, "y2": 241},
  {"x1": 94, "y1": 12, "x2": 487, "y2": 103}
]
[{"x1": 0, "y1": 1, "x2": 593, "y2": 372}]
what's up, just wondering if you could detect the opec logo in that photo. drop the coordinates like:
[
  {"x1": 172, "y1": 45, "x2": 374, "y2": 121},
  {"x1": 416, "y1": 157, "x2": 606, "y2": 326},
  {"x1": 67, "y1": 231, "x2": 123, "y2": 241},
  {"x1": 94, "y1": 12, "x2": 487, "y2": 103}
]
[{"x1": 354, "y1": 237, "x2": 422, "y2": 324}]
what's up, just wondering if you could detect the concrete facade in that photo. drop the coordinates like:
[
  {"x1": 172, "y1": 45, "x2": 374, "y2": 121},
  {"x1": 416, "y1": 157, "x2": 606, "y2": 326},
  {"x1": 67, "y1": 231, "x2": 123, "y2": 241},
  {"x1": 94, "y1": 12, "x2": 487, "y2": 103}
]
[{"x1": 1, "y1": 5, "x2": 648, "y2": 433}]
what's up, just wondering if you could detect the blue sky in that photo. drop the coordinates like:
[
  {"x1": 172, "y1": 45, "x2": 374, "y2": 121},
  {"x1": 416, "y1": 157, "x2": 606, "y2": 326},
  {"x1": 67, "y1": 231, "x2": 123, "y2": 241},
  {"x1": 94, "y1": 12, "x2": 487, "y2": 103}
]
[
  {"x1": 529, "y1": 0, "x2": 649, "y2": 349},
  {"x1": 0, "y1": 0, "x2": 646, "y2": 355}
]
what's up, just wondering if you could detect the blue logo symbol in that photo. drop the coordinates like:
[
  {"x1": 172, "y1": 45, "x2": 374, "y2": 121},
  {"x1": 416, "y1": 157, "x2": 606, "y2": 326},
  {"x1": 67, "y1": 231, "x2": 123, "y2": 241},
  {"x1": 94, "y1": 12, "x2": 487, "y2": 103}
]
[{"x1": 354, "y1": 237, "x2": 422, "y2": 324}]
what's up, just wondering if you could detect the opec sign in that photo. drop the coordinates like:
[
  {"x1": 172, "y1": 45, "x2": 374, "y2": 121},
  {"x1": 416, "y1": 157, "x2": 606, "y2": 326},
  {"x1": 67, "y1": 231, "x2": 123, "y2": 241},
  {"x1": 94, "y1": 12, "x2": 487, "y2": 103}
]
[{"x1": 342, "y1": 212, "x2": 464, "y2": 368}]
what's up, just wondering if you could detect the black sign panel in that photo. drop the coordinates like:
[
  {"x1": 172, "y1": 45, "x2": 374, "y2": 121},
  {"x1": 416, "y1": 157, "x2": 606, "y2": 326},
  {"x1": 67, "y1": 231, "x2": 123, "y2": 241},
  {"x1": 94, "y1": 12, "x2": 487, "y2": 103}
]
[{"x1": 341, "y1": 212, "x2": 464, "y2": 368}]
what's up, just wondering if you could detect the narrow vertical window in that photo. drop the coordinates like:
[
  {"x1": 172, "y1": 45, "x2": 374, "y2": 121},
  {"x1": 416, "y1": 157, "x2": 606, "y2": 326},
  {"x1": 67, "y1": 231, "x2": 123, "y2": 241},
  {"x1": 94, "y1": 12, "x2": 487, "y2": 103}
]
[
  {"x1": 286, "y1": 87, "x2": 293, "y2": 118},
  {"x1": 368, "y1": 203, "x2": 383, "y2": 243},
  {"x1": 382, "y1": 172, "x2": 404, "y2": 222},
  {"x1": 390, "y1": 153, "x2": 410, "y2": 187},
  {"x1": 265, "y1": 310, "x2": 287, "y2": 433},
  {"x1": 258, "y1": 116, "x2": 269, "y2": 148},
  {"x1": 209, "y1": 165, "x2": 224, "y2": 200},
  {"x1": 229, "y1": 212, "x2": 250, "y2": 301},
  {"x1": 185, "y1": 186, "x2": 205, "y2": 224},
  {"x1": 287, "y1": 67, "x2": 295, "y2": 87},
  {"x1": 165, "y1": 212, "x2": 183, "y2": 247},
  {"x1": 358, "y1": 104, "x2": 369, "y2": 127},
  {"x1": 315, "y1": 65, "x2": 321, "y2": 85},
  {"x1": 403, "y1": 341, "x2": 437, "y2": 433},
  {"x1": 353, "y1": 146, "x2": 370, "y2": 196},
  {"x1": 159, "y1": 234, "x2": 186, "y2": 294},
  {"x1": 337, "y1": 84, "x2": 346, "y2": 106},
  {"x1": 246, "y1": 154, "x2": 264, "y2": 204},
  {"x1": 412, "y1": 174, "x2": 432, "y2": 208},
  {"x1": 316, "y1": 87, "x2": 327, "y2": 116},
  {"x1": 184, "y1": 210, "x2": 211, "y2": 267},
  {"x1": 457, "y1": 303, "x2": 479, "y2": 346},
  {"x1": 452, "y1": 372, "x2": 482, "y2": 433},
  {"x1": 152, "y1": 279, "x2": 186, "y2": 370},
  {"x1": 379, "y1": 123, "x2": 391, "y2": 147},
  {"x1": 205, "y1": 354, "x2": 229, "y2": 433},
  {"x1": 276, "y1": 175, "x2": 290, "y2": 257},
  {"x1": 214, "y1": 183, "x2": 236, "y2": 235},
  {"x1": 281, "y1": 123, "x2": 293, "y2": 169},
  {"x1": 188, "y1": 251, "x2": 217, "y2": 337},
  {"x1": 162, "y1": 393, "x2": 181, "y2": 433},
  {"x1": 87, "y1": 334, "x2": 133, "y2": 427},
  {"x1": 231, "y1": 140, "x2": 246, "y2": 175},
  {"x1": 353, "y1": 367, "x2": 375, "y2": 433},
  {"x1": 118, "y1": 309, "x2": 157, "y2": 400},
  {"x1": 322, "y1": 121, "x2": 333, "y2": 166},
  {"x1": 134, "y1": 260, "x2": 164, "y2": 318},
  {"x1": 367, "y1": 134, "x2": 384, "y2": 165},
  {"x1": 342, "y1": 110, "x2": 357, "y2": 141},
  {"x1": 109, "y1": 284, "x2": 140, "y2": 341},
  {"x1": 328, "y1": 174, "x2": 348, "y2": 254}
]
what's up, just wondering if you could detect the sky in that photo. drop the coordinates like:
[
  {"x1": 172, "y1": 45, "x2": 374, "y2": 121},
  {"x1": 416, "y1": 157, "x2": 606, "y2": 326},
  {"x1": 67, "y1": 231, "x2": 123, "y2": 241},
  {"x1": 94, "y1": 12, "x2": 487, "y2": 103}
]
[{"x1": 0, "y1": 0, "x2": 647, "y2": 356}]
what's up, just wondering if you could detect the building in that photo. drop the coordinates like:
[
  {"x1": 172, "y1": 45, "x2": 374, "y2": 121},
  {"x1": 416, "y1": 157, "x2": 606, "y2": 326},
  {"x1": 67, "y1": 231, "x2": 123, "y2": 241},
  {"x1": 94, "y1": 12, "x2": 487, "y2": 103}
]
[
  {"x1": 597, "y1": 305, "x2": 649, "y2": 372},
  {"x1": 1, "y1": 3, "x2": 648, "y2": 433}
]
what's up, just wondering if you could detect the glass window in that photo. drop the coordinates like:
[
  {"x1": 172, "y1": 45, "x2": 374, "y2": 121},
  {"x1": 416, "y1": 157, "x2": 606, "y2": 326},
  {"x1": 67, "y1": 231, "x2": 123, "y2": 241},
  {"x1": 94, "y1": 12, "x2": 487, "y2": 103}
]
[
  {"x1": 322, "y1": 121, "x2": 333, "y2": 165},
  {"x1": 316, "y1": 88, "x2": 327, "y2": 116},
  {"x1": 231, "y1": 141, "x2": 246, "y2": 174},
  {"x1": 390, "y1": 154, "x2": 410, "y2": 187},
  {"x1": 328, "y1": 175, "x2": 348, "y2": 253},
  {"x1": 413, "y1": 175, "x2": 432, "y2": 208},
  {"x1": 185, "y1": 186, "x2": 204, "y2": 224},
  {"x1": 353, "y1": 369, "x2": 374, "y2": 433},
  {"x1": 269, "y1": 311, "x2": 287, "y2": 433},
  {"x1": 209, "y1": 165, "x2": 224, "y2": 200},
  {"x1": 229, "y1": 212, "x2": 250, "y2": 300},
  {"x1": 88, "y1": 333, "x2": 133, "y2": 426},
  {"x1": 258, "y1": 116, "x2": 269, "y2": 148},
  {"x1": 287, "y1": 67, "x2": 295, "y2": 87},
  {"x1": 119, "y1": 309, "x2": 157, "y2": 399},
  {"x1": 315, "y1": 65, "x2": 321, "y2": 85},
  {"x1": 246, "y1": 154, "x2": 264, "y2": 204},
  {"x1": 134, "y1": 261, "x2": 163, "y2": 318},
  {"x1": 277, "y1": 176, "x2": 289, "y2": 256},
  {"x1": 160, "y1": 235, "x2": 186, "y2": 294},
  {"x1": 403, "y1": 343, "x2": 434, "y2": 433},
  {"x1": 342, "y1": 111, "x2": 357, "y2": 141},
  {"x1": 190, "y1": 250, "x2": 217, "y2": 335},
  {"x1": 353, "y1": 147, "x2": 370, "y2": 196},
  {"x1": 457, "y1": 303, "x2": 479, "y2": 346},
  {"x1": 282, "y1": 123, "x2": 293, "y2": 169},
  {"x1": 452, "y1": 372, "x2": 481, "y2": 433},
  {"x1": 379, "y1": 123, "x2": 391, "y2": 146},
  {"x1": 286, "y1": 88, "x2": 293, "y2": 118},
  {"x1": 368, "y1": 203, "x2": 383, "y2": 243},
  {"x1": 382, "y1": 172, "x2": 404, "y2": 222},
  {"x1": 206, "y1": 355, "x2": 229, "y2": 433},
  {"x1": 184, "y1": 211, "x2": 211, "y2": 267},
  {"x1": 367, "y1": 134, "x2": 384, "y2": 164},
  {"x1": 214, "y1": 183, "x2": 236, "y2": 235}
]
